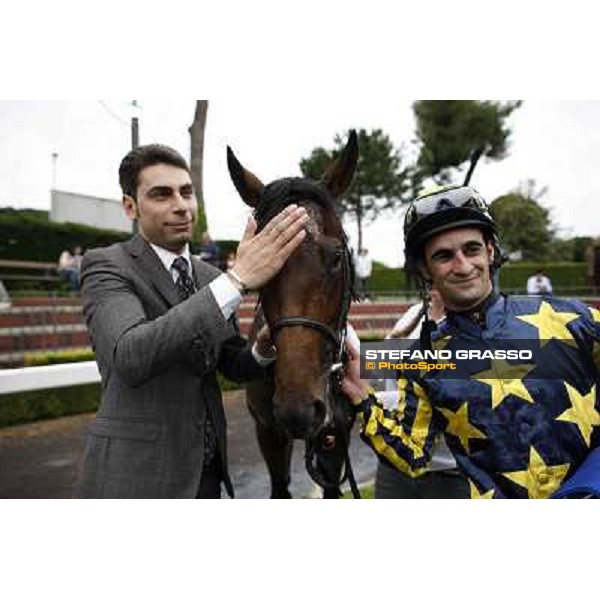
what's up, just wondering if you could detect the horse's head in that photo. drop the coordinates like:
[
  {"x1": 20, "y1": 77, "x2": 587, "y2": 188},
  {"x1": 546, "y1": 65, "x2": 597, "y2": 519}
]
[{"x1": 228, "y1": 131, "x2": 359, "y2": 440}]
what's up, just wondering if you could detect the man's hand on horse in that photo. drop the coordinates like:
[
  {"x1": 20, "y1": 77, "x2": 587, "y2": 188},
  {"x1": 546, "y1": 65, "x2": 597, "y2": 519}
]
[
  {"x1": 255, "y1": 323, "x2": 276, "y2": 359},
  {"x1": 230, "y1": 205, "x2": 309, "y2": 290},
  {"x1": 341, "y1": 343, "x2": 372, "y2": 406}
]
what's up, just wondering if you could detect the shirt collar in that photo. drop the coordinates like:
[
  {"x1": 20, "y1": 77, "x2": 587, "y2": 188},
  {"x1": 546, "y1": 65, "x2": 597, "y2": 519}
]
[
  {"x1": 446, "y1": 292, "x2": 504, "y2": 333},
  {"x1": 149, "y1": 242, "x2": 192, "y2": 274}
]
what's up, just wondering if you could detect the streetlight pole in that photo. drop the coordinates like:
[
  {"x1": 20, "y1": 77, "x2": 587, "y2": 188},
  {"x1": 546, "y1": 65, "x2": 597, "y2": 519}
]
[
  {"x1": 131, "y1": 100, "x2": 139, "y2": 150},
  {"x1": 131, "y1": 100, "x2": 140, "y2": 234},
  {"x1": 51, "y1": 152, "x2": 58, "y2": 190}
]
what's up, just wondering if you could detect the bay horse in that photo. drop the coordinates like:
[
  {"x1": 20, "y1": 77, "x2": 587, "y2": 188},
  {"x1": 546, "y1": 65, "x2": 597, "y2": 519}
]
[{"x1": 227, "y1": 131, "x2": 360, "y2": 498}]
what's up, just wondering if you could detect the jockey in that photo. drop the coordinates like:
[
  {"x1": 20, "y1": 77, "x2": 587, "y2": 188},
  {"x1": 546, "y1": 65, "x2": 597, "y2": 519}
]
[{"x1": 342, "y1": 184, "x2": 600, "y2": 498}]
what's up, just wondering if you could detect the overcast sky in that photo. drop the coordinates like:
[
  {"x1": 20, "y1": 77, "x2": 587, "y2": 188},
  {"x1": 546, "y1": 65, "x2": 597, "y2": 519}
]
[{"x1": 1, "y1": 99, "x2": 599, "y2": 267}]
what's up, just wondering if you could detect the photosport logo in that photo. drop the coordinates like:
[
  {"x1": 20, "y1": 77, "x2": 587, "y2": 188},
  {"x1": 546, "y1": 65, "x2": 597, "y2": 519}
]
[{"x1": 359, "y1": 338, "x2": 560, "y2": 380}]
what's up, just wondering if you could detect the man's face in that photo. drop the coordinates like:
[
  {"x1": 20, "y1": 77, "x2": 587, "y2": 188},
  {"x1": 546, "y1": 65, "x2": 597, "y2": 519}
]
[
  {"x1": 123, "y1": 164, "x2": 197, "y2": 252},
  {"x1": 422, "y1": 227, "x2": 494, "y2": 311}
]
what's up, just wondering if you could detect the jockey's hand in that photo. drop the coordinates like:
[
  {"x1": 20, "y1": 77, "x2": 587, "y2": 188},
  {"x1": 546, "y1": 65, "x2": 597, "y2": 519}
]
[
  {"x1": 341, "y1": 343, "x2": 372, "y2": 406},
  {"x1": 255, "y1": 323, "x2": 276, "y2": 359},
  {"x1": 230, "y1": 205, "x2": 309, "y2": 291}
]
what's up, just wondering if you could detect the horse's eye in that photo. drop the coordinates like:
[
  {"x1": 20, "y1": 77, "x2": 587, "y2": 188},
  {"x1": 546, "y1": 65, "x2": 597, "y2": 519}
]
[{"x1": 331, "y1": 249, "x2": 343, "y2": 268}]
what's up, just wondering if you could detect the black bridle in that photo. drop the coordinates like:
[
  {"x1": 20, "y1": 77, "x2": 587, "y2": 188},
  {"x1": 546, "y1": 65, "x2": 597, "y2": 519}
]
[{"x1": 255, "y1": 178, "x2": 361, "y2": 498}]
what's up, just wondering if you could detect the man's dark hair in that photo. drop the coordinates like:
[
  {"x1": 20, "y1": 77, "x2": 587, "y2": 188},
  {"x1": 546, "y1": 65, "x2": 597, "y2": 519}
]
[{"x1": 119, "y1": 144, "x2": 190, "y2": 199}]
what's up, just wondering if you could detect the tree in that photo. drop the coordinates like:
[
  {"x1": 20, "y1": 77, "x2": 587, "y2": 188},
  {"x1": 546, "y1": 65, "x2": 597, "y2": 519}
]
[
  {"x1": 413, "y1": 100, "x2": 522, "y2": 187},
  {"x1": 489, "y1": 181, "x2": 555, "y2": 261},
  {"x1": 572, "y1": 236, "x2": 593, "y2": 262},
  {"x1": 300, "y1": 128, "x2": 411, "y2": 250},
  {"x1": 189, "y1": 100, "x2": 208, "y2": 242},
  {"x1": 545, "y1": 235, "x2": 592, "y2": 262}
]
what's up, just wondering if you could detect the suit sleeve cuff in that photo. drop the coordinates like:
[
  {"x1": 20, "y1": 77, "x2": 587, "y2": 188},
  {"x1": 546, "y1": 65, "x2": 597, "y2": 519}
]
[{"x1": 209, "y1": 273, "x2": 243, "y2": 321}]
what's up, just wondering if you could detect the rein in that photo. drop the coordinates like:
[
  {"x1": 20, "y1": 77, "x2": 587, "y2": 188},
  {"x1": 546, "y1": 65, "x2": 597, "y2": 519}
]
[{"x1": 254, "y1": 178, "x2": 362, "y2": 498}]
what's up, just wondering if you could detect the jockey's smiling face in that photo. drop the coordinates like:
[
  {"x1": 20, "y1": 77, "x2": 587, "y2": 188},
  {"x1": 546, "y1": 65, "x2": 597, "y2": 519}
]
[{"x1": 422, "y1": 227, "x2": 494, "y2": 312}]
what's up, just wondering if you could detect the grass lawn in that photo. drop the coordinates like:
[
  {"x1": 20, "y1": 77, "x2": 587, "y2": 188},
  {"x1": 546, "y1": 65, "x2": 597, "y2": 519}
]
[{"x1": 342, "y1": 483, "x2": 374, "y2": 499}]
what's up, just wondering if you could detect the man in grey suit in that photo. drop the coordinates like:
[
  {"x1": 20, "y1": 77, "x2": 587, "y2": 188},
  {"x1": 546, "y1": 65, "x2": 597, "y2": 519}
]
[{"x1": 74, "y1": 144, "x2": 308, "y2": 498}]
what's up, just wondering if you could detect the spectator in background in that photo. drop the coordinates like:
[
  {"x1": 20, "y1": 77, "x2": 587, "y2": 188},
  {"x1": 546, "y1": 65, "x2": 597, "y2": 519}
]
[
  {"x1": 57, "y1": 247, "x2": 80, "y2": 291},
  {"x1": 198, "y1": 232, "x2": 219, "y2": 267},
  {"x1": 226, "y1": 251, "x2": 236, "y2": 270},
  {"x1": 0, "y1": 279, "x2": 11, "y2": 311},
  {"x1": 355, "y1": 247, "x2": 373, "y2": 301},
  {"x1": 526, "y1": 269, "x2": 553, "y2": 295},
  {"x1": 584, "y1": 240, "x2": 600, "y2": 294},
  {"x1": 72, "y1": 246, "x2": 84, "y2": 271}
]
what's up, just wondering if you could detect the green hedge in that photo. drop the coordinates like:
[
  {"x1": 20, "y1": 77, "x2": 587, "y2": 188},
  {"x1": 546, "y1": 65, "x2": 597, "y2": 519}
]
[
  {"x1": 1, "y1": 349, "x2": 99, "y2": 427},
  {"x1": 369, "y1": 263, "x2": 406, "y2": 292},
  {"x1": 498, "y1": 262, "x2": 588, "y2": 292},
  {"x1": 0, "y1": 209, "x2": 239, "y2": 289},
  {"x1": 0, "y1": 209, "x2": 237, "y2": 266},
  {"x1": 24, "y1": 348, "x2": 94, "y2": 366},
  {"x1": 1, "y1": 348, "x2": 242, "y2": 428},
  {"x1": 0, "y1": 384, "x2": 101, "y2": 428},
  {"x1": 0, "y1": 208, "x2": 129, "y2": 263},
  {"x1": 368, "y1": 261, "x2": 589, "y2": 294}
]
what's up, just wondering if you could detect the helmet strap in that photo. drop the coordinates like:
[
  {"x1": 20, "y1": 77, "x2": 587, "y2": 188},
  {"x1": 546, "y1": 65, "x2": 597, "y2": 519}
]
[{"x1": 418, "y1": 279, "x2": 436, "y2": 353}]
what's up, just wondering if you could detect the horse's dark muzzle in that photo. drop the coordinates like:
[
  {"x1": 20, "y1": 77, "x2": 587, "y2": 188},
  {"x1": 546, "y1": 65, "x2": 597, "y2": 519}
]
[{"x1": 274, "y1": 397, "x2": 327, "y2": 439}]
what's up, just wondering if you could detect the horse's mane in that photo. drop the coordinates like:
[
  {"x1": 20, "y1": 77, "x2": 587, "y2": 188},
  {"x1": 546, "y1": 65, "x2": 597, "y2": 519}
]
[{"x1": 254, "y1": 177, "x2": 358, "y2": 301}]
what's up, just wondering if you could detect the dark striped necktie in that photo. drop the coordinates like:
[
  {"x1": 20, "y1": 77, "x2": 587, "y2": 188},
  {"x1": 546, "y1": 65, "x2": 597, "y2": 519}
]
[
  {"x1": 172, "y1": 256, "x2": 196, "y2": 300},
  {"x1": 171, "y1": 255, "x2": 217, "y2": 467}
]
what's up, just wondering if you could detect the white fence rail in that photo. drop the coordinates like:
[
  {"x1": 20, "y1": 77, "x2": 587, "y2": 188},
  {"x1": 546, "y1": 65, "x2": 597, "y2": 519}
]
[{"x1": 0, "y1": 361, "x2": 100, "y2": 395}]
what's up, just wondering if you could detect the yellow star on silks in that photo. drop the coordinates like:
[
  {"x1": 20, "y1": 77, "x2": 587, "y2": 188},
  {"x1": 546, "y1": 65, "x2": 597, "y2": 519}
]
[
  {"x1": 517, "y1": 301, "x2": 580, "y2": 348},
  {"x1": 589, "y1": 307, "x2": 600, "y2": 323},
  {"x1": 469, "y1": 480, "x2": 495, "y2": 499},
  {"x1": 556, "y1": 382, "x2": 600, "y2": 447},
  {"x1": 472, "y1": 359, "x2": 536, "y2": 409},
  {"x1": 438, "y1": 402, "x2": 487, "y2": 453},
  {"x1": 502, "y1": 446, "x2": 570, "y2": 499}
]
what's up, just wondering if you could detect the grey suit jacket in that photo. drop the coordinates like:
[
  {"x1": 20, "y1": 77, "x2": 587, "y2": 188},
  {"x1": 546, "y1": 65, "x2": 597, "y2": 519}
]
[{"x1": 73, "y1": 235, "x2": 263, "y2": 498}]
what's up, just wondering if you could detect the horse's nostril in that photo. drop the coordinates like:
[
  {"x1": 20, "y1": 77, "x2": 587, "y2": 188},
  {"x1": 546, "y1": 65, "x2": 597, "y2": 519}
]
[
  {"x1": 274, "y1": 397, "x2": 328, "y2": 439},
  {"x1": 275, "y1": 403, "x2": 314, "y2": 439},
  {"x1": 323, "y1": 435, "x2": 336, "y2": 450}
]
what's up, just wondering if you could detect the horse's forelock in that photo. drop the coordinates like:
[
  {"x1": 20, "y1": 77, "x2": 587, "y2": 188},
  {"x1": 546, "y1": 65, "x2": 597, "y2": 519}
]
[
  {"x1": 256, "y1": 175, "x2": 358, "y2": 303},
  {"x1": 254, "y1": 177, "x2": 336, "y2": 230}
]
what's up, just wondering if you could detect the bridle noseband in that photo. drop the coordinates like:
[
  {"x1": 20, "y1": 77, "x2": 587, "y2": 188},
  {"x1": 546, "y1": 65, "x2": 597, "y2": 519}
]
[{"x1": 270, "y1": 318, "x2": 341, "y2": 355}]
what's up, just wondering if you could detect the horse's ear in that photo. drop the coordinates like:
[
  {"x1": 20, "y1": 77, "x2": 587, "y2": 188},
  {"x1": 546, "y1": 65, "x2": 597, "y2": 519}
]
[
  {"x1": 321, "y1": 129, "x2": 359, "y2": 199},
  {"x1": 227, "y1": 146, "x2": 264, "y2": 207}
]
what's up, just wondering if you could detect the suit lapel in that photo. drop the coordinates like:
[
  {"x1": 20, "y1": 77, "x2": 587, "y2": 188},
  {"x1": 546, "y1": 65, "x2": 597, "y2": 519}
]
[{"x1": 125, "y1": 235, "x2": 180, "y2": 307}]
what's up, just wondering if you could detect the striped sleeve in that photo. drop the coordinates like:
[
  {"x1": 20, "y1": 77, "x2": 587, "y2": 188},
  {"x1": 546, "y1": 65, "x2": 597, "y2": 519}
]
[{"x1": 357, "y1": 376, "x2": 440, "y2": 477}]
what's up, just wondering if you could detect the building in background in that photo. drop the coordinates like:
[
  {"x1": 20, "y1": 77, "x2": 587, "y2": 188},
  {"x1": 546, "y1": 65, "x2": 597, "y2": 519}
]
[{"x1": 50, "y1": 190, "x2": 130, "y2": 233}]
